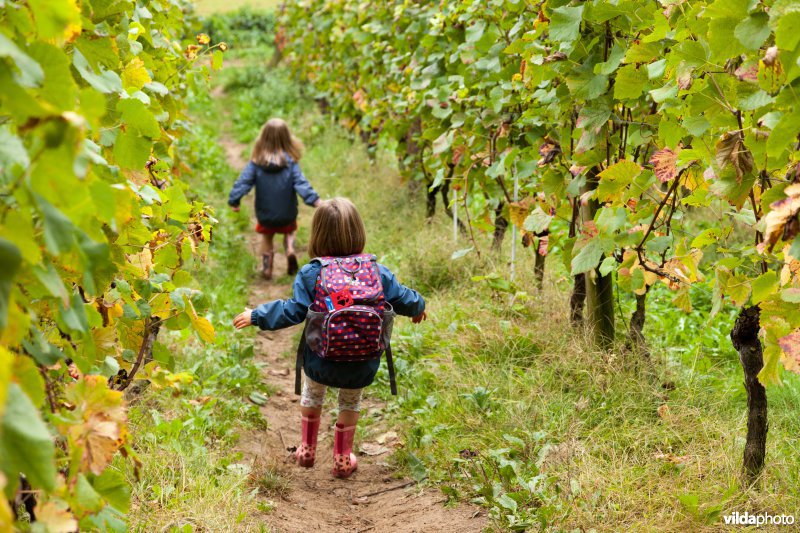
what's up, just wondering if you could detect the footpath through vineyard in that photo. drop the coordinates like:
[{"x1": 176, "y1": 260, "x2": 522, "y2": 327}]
[{"x1": 215, "y1": 98, "x2": 485, "y2": 532}]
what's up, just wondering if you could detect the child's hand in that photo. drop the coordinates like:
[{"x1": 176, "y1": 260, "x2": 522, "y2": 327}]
[
  {"x1": 230, "y1": 205, "x2": 241, "y2": 212},
  {"x1": 233, "y1": 309, "x2": 253, "y2": 329},
  {"x1": 411, "y1": 311, "x2": 427, "y2": 324},
  {"x1": 313, "y1": 199, "x2": 322, "y2": 208}
]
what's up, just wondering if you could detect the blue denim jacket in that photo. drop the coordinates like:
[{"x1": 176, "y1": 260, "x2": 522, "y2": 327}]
[
  {"x1": 251, "y1": 260, "x2": 425, "y2": 388},
  {"x1": 228, "y1": 157, "x2": 319, "y2": 227}
]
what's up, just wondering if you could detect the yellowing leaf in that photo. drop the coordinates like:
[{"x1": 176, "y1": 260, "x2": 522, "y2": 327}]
[
  {"x1": 191, "y1": 315, "x2": 215, "y2": 343},
  {"x1": 58, "y1": 376, "x2": 127, "y2": 476},
  {"x1": 778, "y1": 330, "x2": 800, "y2": 373},
  {"x1": 92, "y1": 327, "x2": 118, "y2": 358},
  {"x1": 33, "y1": 500, "x2": 78, "y2": 533},
  {"x1": 508, "y1": 198, "x2": 533, "y2": 229},
  {"x1": 761, "y1": 183, "x2": 800, "y2": 253},
  {"x1": 0, "y1": 346, "x2": 11, "y2": 418},
  {"x1": 0, "y1": 473, "x2": 12, "y2": 532},
  {"x1": 28, "y1": 0, "x2": 81, "y2": 42},
  {"x1": 672, "y1": 287, "x2": 693, "y2": 312},
  {"x1": 126, "y1": 249, "x2": 153, "y2": 277},
  {"x1": 121, "y1": 57, "x2": 151, "y2": 91},
  {"x1": 182, "y1": 294, "x2": 215, "y2": 343}
]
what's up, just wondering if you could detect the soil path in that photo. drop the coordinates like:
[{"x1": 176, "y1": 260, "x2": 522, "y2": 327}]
[{"x1": 218, "y1": 115, "x2": 486, "y2": 532}]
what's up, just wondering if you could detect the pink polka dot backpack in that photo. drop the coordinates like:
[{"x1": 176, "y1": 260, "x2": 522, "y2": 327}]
[{"x1": 294, "y1": 254, "x2": 396, "y2": 394}]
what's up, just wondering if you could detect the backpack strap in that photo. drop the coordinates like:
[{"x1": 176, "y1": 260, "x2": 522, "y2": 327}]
[
  {"x1": 312, "y1": 257, "x2": 333, "y2": 266},
  {"x1": 295, "y1": 325, "x2": 307, "y2": 395},
  {"x1": 385, "y1": 343, "x2": 397, "y2": 396}
]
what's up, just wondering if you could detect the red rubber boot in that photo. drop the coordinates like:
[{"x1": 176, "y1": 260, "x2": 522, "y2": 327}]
[
  {"x1": 295, "y1": 414, "x2": 320, "y2": 468},
  {"x1": 331, "y1": 423, "x2": 358, "y2": 478}
]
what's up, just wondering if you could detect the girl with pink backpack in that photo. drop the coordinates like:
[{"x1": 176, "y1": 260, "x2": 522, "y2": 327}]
[{"x1": 233, "y1": 198, "x2": 426, "y2": 478}]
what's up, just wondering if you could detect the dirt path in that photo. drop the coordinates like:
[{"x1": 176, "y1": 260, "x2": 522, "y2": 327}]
[{"x1": 219, "y1": 124, "x2": 486, "y2": 532}]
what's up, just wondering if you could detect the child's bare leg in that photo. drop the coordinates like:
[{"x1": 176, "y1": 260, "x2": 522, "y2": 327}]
[
  {"x1": 260, "y1": 233, "x2": 275, "y2": 279},
  {"x1": 337, "y1": 409, "x2": 359, "y2": 426},
  {"x1": 284, "y1": 231, "x2": 297, "y2": 256},
  {"x1": 261, "y1": 233, "x2": 274, "y2": 256},
  {"x1": 301, "y1": 405, "x2": 323, "y2": 418},
  {"x1": 285, "y1": 230, "x2": 299, "y2": 275}
]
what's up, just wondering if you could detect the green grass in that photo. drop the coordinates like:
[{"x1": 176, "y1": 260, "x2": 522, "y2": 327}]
[{"x1": 193, "y1": 0, "x2": 280, "y2": 16}]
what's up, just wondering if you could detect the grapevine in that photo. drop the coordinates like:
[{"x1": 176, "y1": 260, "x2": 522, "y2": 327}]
[{"x1": 0, "y1": 0, "x2": 225, "y2": 528}]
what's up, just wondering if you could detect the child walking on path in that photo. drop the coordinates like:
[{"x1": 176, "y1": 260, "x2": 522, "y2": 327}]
[
  {"x1": 233, "y1": 198, "x2": 427, "y2": 478},
  {"x1": 228, "y1": 118, "x2": 321, "y2": 280}
]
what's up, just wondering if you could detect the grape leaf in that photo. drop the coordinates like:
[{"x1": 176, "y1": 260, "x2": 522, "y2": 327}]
[
  {"x1": 117, "y1": 99, "x2": 160, "y2": 138},
  {"x1": 28, "y1": 42, "x2": 77, "y2": 111},
  {"x1": 571, "y1": 238, "x2": 604, "y2": 275},
  {"x1": 113, "y1": 130, "x2": 151, "y2": 170},
  {"x1": 614, "y1": 64, "x2": 648, "y2": 100},
  {"x1": 58, "y1": 376, "x2": 126, "y2": 476},
  {"x1": 649, "y1": 148, "x2": 679, "y2": 183},
  {"x1": 734, "y1": 13, "x2": 770, "y2": 50},
  {"x1": 91, "y1": 468, "x2": 131, "y2": 513},
  {"x1": 751, "y1": 271, "x2": 778, "y2": 304},
  {"x1": 0, "y1": 384, "x2": 57, "y2": 491},
  {"x1": 0, "y1": 33, "x2": 44, "y2": 87},
  {"x1": 549, "y1": 6, "x2": 584, "y2": 42},
  {"x1": 73, "y1": 49, "x2": 123, "y2": 94},
  {"x1": 715, "y1": 131, "x2": 754, "y2": 179},
  {"x1": 28, "y1": 0, "x2": 81, "y2": 41},
  {"x1": 523, "y1": 206, "x2": 553, "y2": 235},
  {"x1": 0, "y1": 239, "x2": 22, "y2": 330},
  {"x1": 33, "y1": 500, "x2": 78, "y2": 532},
  {"x1": 778, "y1": 330, "x2": 800, "y2": 369},
  {"x1": 121, "y1": 57, "x2": 151, "y2": 91}
]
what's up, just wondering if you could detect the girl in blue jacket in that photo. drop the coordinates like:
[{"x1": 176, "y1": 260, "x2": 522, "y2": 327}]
[
  {"x1": 233, "y1": 198, "x2": 427, "y2": 478},
  {"x1": 228, "y1": 118, "x2": 321, "y2": 280}
]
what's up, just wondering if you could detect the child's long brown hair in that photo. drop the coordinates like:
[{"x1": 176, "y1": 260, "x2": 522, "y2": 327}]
[
  {"x1": 307, "y1": 198, "x2": 366, "y2": 258},
  {"x1": 251, "y1": 118, "x2": 303, "y2": 167}
]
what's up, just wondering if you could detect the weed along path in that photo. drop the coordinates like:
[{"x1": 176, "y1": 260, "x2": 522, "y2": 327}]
[{"x1": 217, "y1": 116, "x2": 485, "y2": 532}]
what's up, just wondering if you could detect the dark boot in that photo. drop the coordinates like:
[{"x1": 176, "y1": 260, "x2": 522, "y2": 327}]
[{"x1": 287, "y1": 253, "x2": 299, "y2": 276}]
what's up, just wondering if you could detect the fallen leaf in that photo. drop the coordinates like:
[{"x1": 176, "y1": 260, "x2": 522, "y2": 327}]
[
  {"x1": 376, "y1": 430, "x2": 398, "y2": 445},
  {"x1": 249, "y1": 392, "x2": 268, "y2": 406},
  {"x1": 359, "y1": 442, "x2": 390, "y2": 456},
  {"x1": 657, "y1": 404, "x2": 670, "y2": 419},
  {"x1": 653, "y1": 452, "x2": 688, "y2": 465}
]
